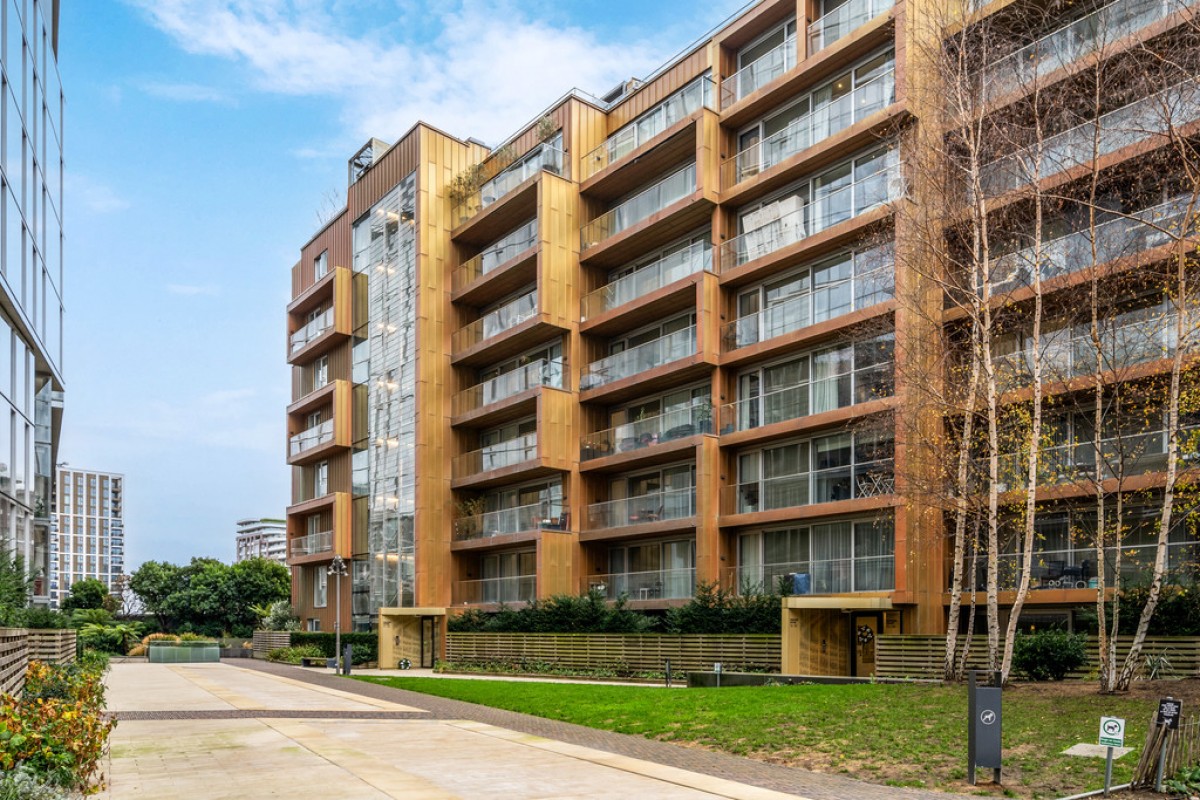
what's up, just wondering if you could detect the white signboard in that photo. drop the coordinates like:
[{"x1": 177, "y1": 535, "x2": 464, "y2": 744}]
[{"x1": 1099, "y1": 717, "x2": 1126, "y2": 748}]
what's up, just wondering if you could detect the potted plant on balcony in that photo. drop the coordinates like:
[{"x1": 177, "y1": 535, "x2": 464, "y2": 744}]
[
  {"x1": 695, "y1": 400, "x2": 713, "y2": 434},
  {"x1": 537, "y1": 115, "x2": 558, "y2": 143},
  {"x1": 453, "y1": 496, "x2": 486, "y2": 539},
  {"x1": 449, "y1": 163, "x2": 485, "y2": 221}
]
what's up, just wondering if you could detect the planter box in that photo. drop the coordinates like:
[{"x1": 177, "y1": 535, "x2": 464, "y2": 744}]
[
  {"x1": 26, "y1": 629, "x2": 76, "y2": 665},
  {"x1": 148, "y1": 643, "x2": 220, "y2": 663}
]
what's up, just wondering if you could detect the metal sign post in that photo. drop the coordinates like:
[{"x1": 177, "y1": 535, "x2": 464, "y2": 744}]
[
  {"x1": 665, "y1": 658, "x2": 672, "y2": 688},
  {"x1": 1098, "y1": 716, "x2": 1125, "y2": 797},
  {"x1": 967, "y1": 670, "x2": 1002, "y2": 786},
  {"x1": 1155, "y1": 697, "x2": 1182, "y2": 792},
  {"x1": 714, "y1": 662, "x2": 722, "y2": 688}
]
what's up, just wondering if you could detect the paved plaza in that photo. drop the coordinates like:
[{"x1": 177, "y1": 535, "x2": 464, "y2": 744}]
[{"x1": 104, "y1": 661, "x2": 978, "y2": 800}]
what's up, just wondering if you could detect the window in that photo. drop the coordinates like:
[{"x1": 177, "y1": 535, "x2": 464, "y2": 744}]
[
  {"x1": 314, "y1": 250, "x2": 329, "y2": 280},
  {"x1": 314, "y1": 461, "x2": 329, "y2": 497},
  {"x1": 739, "y1": 517, "x2": 894, "y2": 593},
  {"x1": 606, "y1": 538, "x2": 695, "y2": 599},
  {"x1": 312, "y1": 355, "x2": 329, "y2": 391},
  {"x1": 480, "y1": 550, "x2": 536, "y2": 603},
  {"x1": 737, "y1": 430, "x2": 894, "y2": 512},
  {"x1": 314, "y1": 567, "x2": 328, "y2": 608},
  {"x1": 307, "y1": 618, "x2": 321, "y2": 632}
]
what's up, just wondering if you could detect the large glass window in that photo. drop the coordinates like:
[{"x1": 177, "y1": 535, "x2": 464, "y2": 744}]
[
  {"x1": 738, "y1": 516, "x2": 894, "y2": 593},
  {"x1": 736, "y1": 430, "x2": 894, "y2": 512}
]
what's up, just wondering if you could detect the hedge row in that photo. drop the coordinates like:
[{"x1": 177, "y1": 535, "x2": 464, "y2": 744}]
[{"x1": 290, "y1": 632, "x2": 378, "y2": 663}]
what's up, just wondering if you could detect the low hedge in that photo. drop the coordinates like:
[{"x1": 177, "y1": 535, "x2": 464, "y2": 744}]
[{"x1": 290, "y1": 632, "x2": 378, "y2": 664}]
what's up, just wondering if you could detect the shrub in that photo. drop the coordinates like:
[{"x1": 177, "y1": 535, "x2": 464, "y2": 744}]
[
  {"x1": 289, "y1": 632, "x2": 378, "y2": 664},
  {"x1": 664, "y1": 583, "x2": 781, "y2": 635},
  {"x1": 1012, "y1": 630, "x2": 1089, "y2": 681},
  {"x1": 20, "y1": 609, "x2": 70, "y2": 630},
  {"x1": 0, "y1": 658, "x2": 114, "y2": 794},
  {"x1": 0, "y1": 765, "x2": 81, "y2": 800},
  {"x1": 266, "y1": 645, "x2": 324, "y2": 664},
  {"x1": 447, "y1": 590, "x2": 658, "y2": 634}
]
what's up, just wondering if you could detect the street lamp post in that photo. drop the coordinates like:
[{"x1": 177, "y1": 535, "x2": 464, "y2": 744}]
[{"x1": 327, "y1": 556, "x2": 349, "y2": 674}]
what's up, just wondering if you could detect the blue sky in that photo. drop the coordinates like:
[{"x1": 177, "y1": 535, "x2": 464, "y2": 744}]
[{"x1": 56, "y1": 0, "x2": 751, "y2": 568}]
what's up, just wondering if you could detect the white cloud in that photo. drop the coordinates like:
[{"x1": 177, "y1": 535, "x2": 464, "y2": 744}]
[
  {"x1": 68, "y1": 174, "x2": 130, "y2": 214},
  {"x1": 165, "y1": 283, "x2": 220, "y2": 296},
  {"x1": 139, "y1": 81, "x2": 232, "y2": 104},
  {"x1": 128, "y1": 0, "x2": 667, "y2": 145}
]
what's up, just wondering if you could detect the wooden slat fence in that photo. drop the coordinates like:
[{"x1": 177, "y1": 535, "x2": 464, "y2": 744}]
[
  {"x1": 252, "y1": 630, "x2": 293, "y2": 657},
  {"x1": 0, "y1": 628, "x2": 27, "y2": 696},
  {"x1": 26, "y1": 629, "x2": 76, "y2": 665},
  {"x1": 876, "y1": 635, "x2": 1200, "y2": 680},
  {"x1": 446, "y1": 633, "x2": 781, "y2": 673}
]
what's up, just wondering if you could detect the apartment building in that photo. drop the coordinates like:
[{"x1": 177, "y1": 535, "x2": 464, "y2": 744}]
[
  {"x1": 235, "y1": 517, "x2": 287, "y2": 564},
  {"x1": 0, "y1": 0, "x2": 65, "y2": 605},
  {"x1": 286, "y1": 0, "x2": 1200, "y2": 674},
  {"x1": 50, "y1": 468, "x2": 123, "y2": 608}
]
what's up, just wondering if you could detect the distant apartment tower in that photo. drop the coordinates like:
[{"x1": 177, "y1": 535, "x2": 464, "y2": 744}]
[
  {"x1": 235, "y1": 518, "x2": 287, "y2": 564},
  {"x1": 0, "y1": 1, "x2": 66, "y2": 603},
  {"x1": 51, "y1": 468, "x2": 123, "y2": 607}
]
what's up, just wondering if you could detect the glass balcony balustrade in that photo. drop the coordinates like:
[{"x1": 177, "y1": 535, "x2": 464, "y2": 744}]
[
  {"x1": 723, "y1": 35, "x2": 797, "y2": 109},
  {"x1": 580, "y1": 401, "x2": 713, "y2": 461},
  {"x1": 453, "y1": 144, "x2": 565, "y2": 223},
  {"x1": 453, "y1": 432, "x2": 539, "y2": 479},
  {"x1": 580, "y1": 327, "x2": 696, "y2": 390},
  {"x1": 585, "y1": 487, "x2": 697, "y2": 530},
  {"x1": 452, "y1": 358, "x2": 566, "y2": 417},
  {"x1": 452, "y1": 290, "x2": 539, "y2": 352},
  {"x1": 987, "y1": 195, "x2": 1198, "y2": 293},
  {"x1": 581, "y1": 77, "x2": 716, "y2": 181},
  {"x1": 963, "y1": 539, "x2": 1198, "y2": 591},
  {"x1": 719, "y1": 362, "x2": 893, "y2": 433},
  {"x1": 727, "y1": 459, "x2": 895, "y2": 514},
  {"x1": 720, "y1": 158, "x2": 903, "y2": 270},
  {"x1": 986, "y1": 0, "x2": 1181, "y2": 101},
  {"x1": 580, "y1": 164, "x2": 696, "y2": 252},
  {"x1": 453, "y1": 575, "x2": 537, "y2": 605},
  {"x1": 580, "y1": 242, "x2": 711, "y2": 321},
  {"x1": 809, "y1": 0, "x2": 894, "y2": 54},
  {"x1": 587, "y1": 567, "x2": 696, "y2": 600},
  {"x1": 729, "y1": 556, "x2": 895, "y2": 594},
  {"x1": 724, "y1": 70, "x2": 896, "y2": 186},
  {"x1": 290, "y1": 308, "x2": 334, "y2": 353},
  {"x1": 994, "y1": 424, "x2": 1200, "y2": 488},
  {"x1": 291, "y1": 530, "x2": 332, "y2": 557},
  {"x1": 452, "y1": 220, "x2": 539, "y2": 292},
  {"x1": 289, "y1": 419, "x2": 333, "y2": 457},
  {"x1": 453, "y1": 498, "x2": 569, "y2": 541},
  {"x1": 980, "y1": 80, "x2": 1200, "y2": 196}
]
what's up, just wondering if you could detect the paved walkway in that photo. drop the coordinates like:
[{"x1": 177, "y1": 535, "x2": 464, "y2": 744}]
[
  {"x1": 104, "y1": 662, "x2": 797, "y2": 799},
  {"x1": 225, "y1": 659, "x2": 982, "y2": 800}
]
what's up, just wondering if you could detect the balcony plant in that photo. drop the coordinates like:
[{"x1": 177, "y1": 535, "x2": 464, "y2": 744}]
[
  {"x1": 695, "y1": 401, "x2": 713, "y2": 434},
  {"x1": 454, "y1": 496, "x2": 486, "y2": 539},
  {"x1": 448, "y1": 163, "x2": 485, "y2": 217},
  {"x1": 537, "y1": 115, "x2": 558, "y2": 143}
]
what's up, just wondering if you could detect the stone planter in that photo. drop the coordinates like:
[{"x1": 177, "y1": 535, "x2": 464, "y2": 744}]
[{"x1": 148, "y1": 643, "x2": 220, "y2": 663}]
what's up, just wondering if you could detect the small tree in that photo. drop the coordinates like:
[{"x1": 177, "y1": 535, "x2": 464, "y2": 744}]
[{"x1": 61, "y1": 578, "x2": 109, "y2": 613}]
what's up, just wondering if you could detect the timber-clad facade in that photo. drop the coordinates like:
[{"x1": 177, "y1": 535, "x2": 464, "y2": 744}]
[{"x1": 286, "y1": 0, "x2": 1200, "y2": 675}]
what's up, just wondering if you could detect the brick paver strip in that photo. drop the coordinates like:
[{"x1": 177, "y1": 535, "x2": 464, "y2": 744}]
[
  {"x1": 111, "y1": 709, "x2": 430, "y2": 721},
  {"x1": 229, "y1": 659, "x2": 980, "y2": 800}
]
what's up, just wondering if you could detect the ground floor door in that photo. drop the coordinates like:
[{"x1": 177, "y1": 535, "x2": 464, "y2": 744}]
[
  {"x1": 851, "y1": 612, "x2": 882, "y2": 677},
  {"x1": 420, "y1": 617, "x2": 437, "y2": 669}
]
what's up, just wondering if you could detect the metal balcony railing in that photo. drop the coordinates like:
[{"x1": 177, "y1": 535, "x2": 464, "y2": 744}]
[
  {"x1": 452, "y1": 432, "x2": 539, "y2": 479},
  {"x1": 581, "y1": 401, "x2": 713, "y2": 460},
  {"x1": 726, "y1": 459, "x2": 895, "y2": 514},
  {"x1": 729, "y1": 555, "x2": 895, "y2": 594},
  {"x1": 809, "y1": 0, "x2": 893, "y2": 54},
  {"x1": 587, "y1": 567, "x2": 696, "y2": 600},
  {"x1": 452, "y1": 219, "x2": 538, "y2": 292},
  {"x1": 580, "y1": 327, "x2": 695, "y2": 390},
  {"x1": 453, "y1": 499, "x2": 569, "y2": 541},
  {"x1": 452, "y1": 357, "x2": 566, "y2": 417},
  {"x1": 580, "y1": 164, "x2": 696, "y2": 252},
  {"x1": 452, "y1": 290, "x2": 539, "y2": 352},
  {"x1": 580, "y1": 241, "x2": 711, "y2": 321},
  {"x1": 723, "y1": 35, "x2": 797, "y2": 109},
  {"x1": 452, "y1": 575, "x2": 537, "y2": 605},
  {"x1": 585, "y1": 487, "x2": 696, "y2": 530}
]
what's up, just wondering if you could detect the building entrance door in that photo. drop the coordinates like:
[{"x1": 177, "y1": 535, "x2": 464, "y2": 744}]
[
  {"x1": 851, "y1": 612, "x2": 881, "y2": 677},
  {"x1": 420, "y1": 617, "x2": 437, "y2": 668}
]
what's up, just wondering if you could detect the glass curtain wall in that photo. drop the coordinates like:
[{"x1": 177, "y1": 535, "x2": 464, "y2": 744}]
[{"x1": 352, "y1": 173, "x2": 419, "y2": 625}]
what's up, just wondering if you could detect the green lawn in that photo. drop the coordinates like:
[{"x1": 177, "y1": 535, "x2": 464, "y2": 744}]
[{"x1": 354, "y1": 675, "x2": 1162, "y2": 798}]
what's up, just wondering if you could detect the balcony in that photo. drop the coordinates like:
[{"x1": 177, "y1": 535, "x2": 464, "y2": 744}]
[
  {"x1": 720, "y1": 157, "x2": 903, "y2": 273},
  {"x1": 729, "y1": 556, "x2": 895, "y2": 594},
  {"x1": 995, "y1": 424, "x2": 1199, "y2": 489},
  {"x1": 993, "y1": 307, "x2": 1184, "y2": 388},
  {"x1": 454, "y1": 432, "x2": 538, "y2": 476},
  {"x1": 452, "y1": 575, "x2": 537, "y2": 605},
  {"x1": 722, "y1": 34, "x2": 797, "y2": 109},
  {"x1": 988, "y1": 194, "x2": 1196, "y2": 293},
  {"x1": 453, "y1": 143, "x2": 564, "y2": 228},
  {"x1": 289, "y1": 308, "x2": 333, "y2": 354},
  {"x1": 452, "y1": 219, "x2": 538, "y2": 296},
  {"x1": 722, "y1": 70, "x2": 895, "y2": 189},
  {"x1": 291, "y1": 530, "x2": 332, "y2": 558},
  {"x1": 588, "y1": 567, "x2": 696, "y2": 601},
  {"x1": 453, "y1": 499, "x2": 569, "y2": 545},
  {"x1": 452, "y1": 290, "x2": 539, "y2": 355},
  {"x1": 725, "y1": 460, "x2": 895, "y2": 514},
  {"x1": 580, "y1": 164, "x2": 698, "y2": 259},
  {"x1": 580, "y1": 242, "x2": 711, "y2": 325},
  {"x1": 581, "y1": 401, "x2": 714, "y2": 464},
  {"x1": 985, "y1": 0, "x2": 1184, "y2": 102},
  {"x1": 289, "y1": 419, "x2": 334, "y2": 462},
  {"x1": 580, "y1": 327, "x2": 696, "y2": 392},
  {"x1": 963, "y1": 539, "x2": 1197, "y2": 593},
  {"x1": 980, "y1": 79, "x2": 1200, "y2": 197},
  {"x1": 719, "y1": 366, "x2": 893, "y2": 436},
  {"x1": 584, "y1": 487, "x2": 697, "y2": 532},
  {"x1": 452, "y1": 357, "x2": 566, "y2": 422},
  {"x1": 809, "y1": 0, "x2": 893, "y2": 54},
  {"x1": 581, "y1": 77, "x2": 716, "y2": 183}
]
